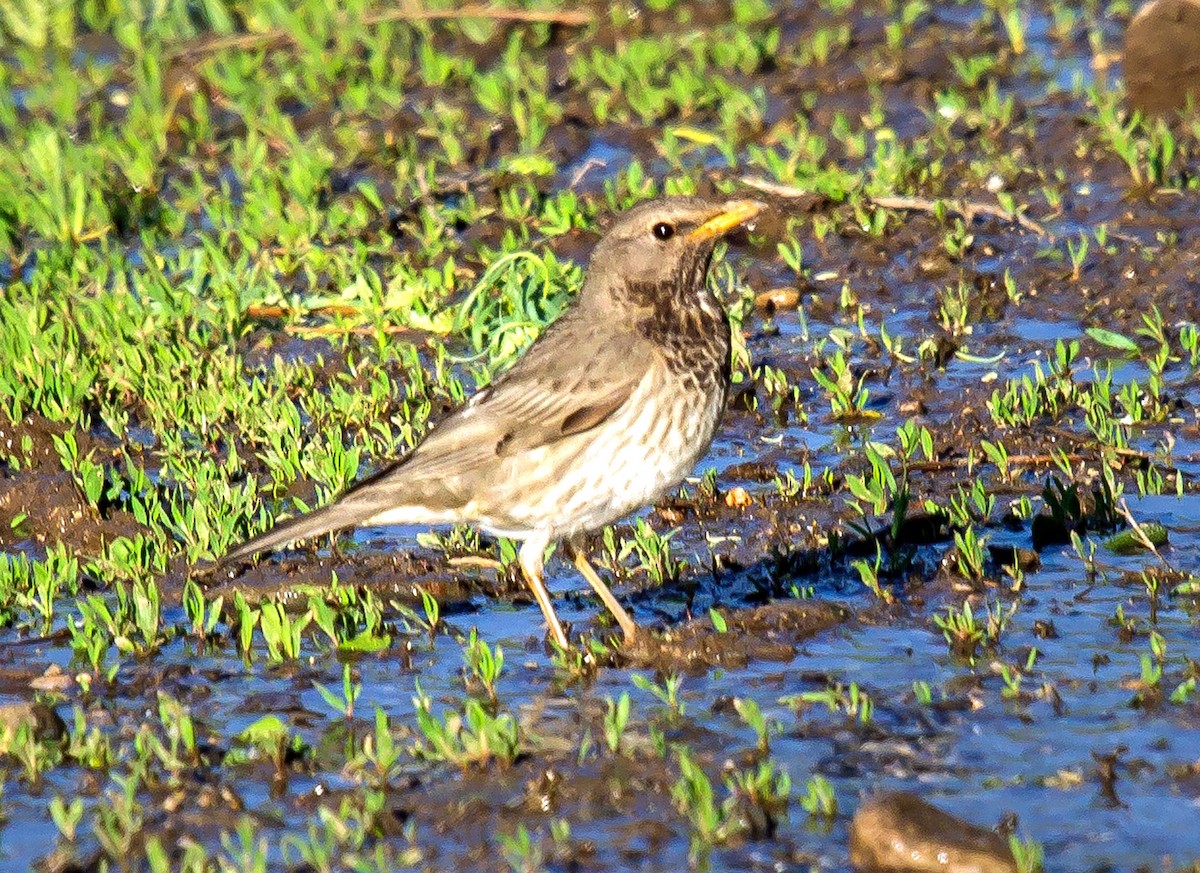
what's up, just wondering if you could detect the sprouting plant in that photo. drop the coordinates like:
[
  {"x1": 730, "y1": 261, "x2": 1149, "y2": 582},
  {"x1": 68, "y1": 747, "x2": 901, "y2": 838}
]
[
  {"x1": 313, "y1": 663, "x2": 361, "y2": 720},
  {"x1": 1000, "y1": 664, "x2": 1023, "y2": 700},
  {"x1": 778, "y1": 236, "x2": 804, "y2": 275},
  {"x1": 941, "y1": 220, "x2": 974, "y2": 261},
  {"x1": 1067, "y1": 232, "x2": 1089, "y2": 281},
  {"x1": 671, "y1": 748, "x2": 735, "y2": 856},
  {"x1": 411, "y1": 681, "x2": 520, "y2": 769},
  {"x1": 733, "y1": 697, "x2": 772, "y2": 753},
  {"x1": 952, "y1": 526, "x2": 988, "y2": 583},
  {"x1": 74, "y1": 578, "x2": 171, "y2": 657},
  {"x1": 464, "y1": 629, "x2": 505, "y2": 706},
  {"x1": 154, "y1": 692, "x2": 199, "y2": 771},
  {"x1": 773, "y1": 464, "x2": 815, "y2": 500},
  {"x1": 93, "y1": 774, "x2": 145, "y2": 862},
  {"x1": 912, "y1": 680, "x2": 933, "y2": 706},
  {"x1": 945, "y1": 479, "x2": 993, "y2": 529},
  {"x1": 933, "y1": 600, "x2": 986, "y2": 662},
  {"x1": 219, "y1": 817, "x2": 269, "y2": 873},
  {"x1": 844, "y1": 440, "x2": 900, "y2": 520},
  {"x1": 897, "y1": 420, "x2": 934, "y2": 462},
  {"x1": 7, "y1": 723, "x2": 61, "y2": 786},
  {"x1": 357, "y1": 707, "x2": 405, "y2": 789},
  {"x1": 603, "y1": 692, "x2": 631, "y2": 754},
  {"x1": 727, "y1": 759, "x2": 791, "y2": 838},
  {"x1": 1180, "y1": 322, "x2": 1199, "y2": 368},
  {"x1": 53, "y1": 430, "x2": 108, "y2": 509},
  {"x1": 260, "y1": 601, "x2": 311, "y2": 662},
  {"x1": 786, "y1": 682, "x2": 874, "y2": 724},
  {"x1": 979, "y1": 439, "x2": 1010, "y2": 482},
  {"x1": 231, "y1": 715, "x2": 298, "y2": 777},
  {"x1": 392, "y1": 586, "x2": 442, "y2": 638},
  {"x1": 811, "y1": 347, "x2": 869, "y2": 419},
  {"x1": 1170, "y1": 677, "x2": 1197, "y2": 705},
  {"x1": 631, "y1": 672, "x2": 686, "y2": 719},
  {"x1": 617, "y1": 519, "x2": 684, "y2": 586},
  {"x1": 853, "y1": 543, "x2": 893, "y2": 604},
  {"x1": 695, "y1": 467, "x2": 720, "y2": 502},
  {"x1": 49, "y1": 794, "x2": 84, "y2": 842},
  {"x1": 1010, "y1": 834, "x2": 1045, "y2": 873},
  {"x1": 1069, "y1": 531, "x2": 1099, "y2": 584},
  {"x1": 182, "y1": 579, "x2": 223, "y2": 644},
  {"x1": 498, "y1": 824, "x2": 543, "y2": 873},
  {"x1": 800, "y1": 774, "x2": 837, "y2": 818},
  {"x1": 228, "y1": 591, "x2": 260, "y2": 662},
  {"x1": 951, "y1": 52, "x2": 998, "y2": 89}
]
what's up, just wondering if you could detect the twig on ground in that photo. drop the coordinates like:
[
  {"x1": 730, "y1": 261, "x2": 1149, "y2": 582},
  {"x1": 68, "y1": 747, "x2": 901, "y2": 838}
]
[
  {"x1": 243, "y1": 305, "x2": 420, "y2": 336},
  {"x1": 906, "y1": 453, "x2": 1089, "y2": 473},
  {"x1": 288, "y1": 324, "x2": 416, "y2": 337},
  {"x1": 246, "y1": 304, "x2": 361, "y2": 319},
  {"x1": 1117, "y1": 499, "x2": 1172, "y2": 569},
  {"x1": 447, "y1": 556, "x2": 505, "y2": 571},
  {"x1": 871, "y1": 194, "x2": 1051, "y2": 238},
  {"x1": 569, "y1": 158, "x2": 607, "y2": 189},
  {"x1": 906, "y1": 445, "x2": 1182, "y2": 475},
  {"x1": 738, "y1": 176, "x2": 1053, "y2": 239},
  {"x1": 170, "y1": 5, "x2": 593, "y2": 60}
]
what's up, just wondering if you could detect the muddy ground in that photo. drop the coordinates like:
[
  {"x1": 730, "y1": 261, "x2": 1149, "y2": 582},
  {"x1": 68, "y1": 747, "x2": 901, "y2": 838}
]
[{"x1": 1, "y1": 1, "x2": 1199, "y2": 871}]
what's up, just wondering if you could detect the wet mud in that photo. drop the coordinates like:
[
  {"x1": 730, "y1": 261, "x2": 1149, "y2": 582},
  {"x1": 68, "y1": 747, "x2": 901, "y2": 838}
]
[{"x1": 1, "y1": 1, "x2": 1199, "y2": 872}]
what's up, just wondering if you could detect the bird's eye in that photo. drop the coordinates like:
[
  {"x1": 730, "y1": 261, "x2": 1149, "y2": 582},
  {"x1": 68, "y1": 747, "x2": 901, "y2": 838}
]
[{"x1": 652, "y1": 222, "x2": 675, "y2": 241}]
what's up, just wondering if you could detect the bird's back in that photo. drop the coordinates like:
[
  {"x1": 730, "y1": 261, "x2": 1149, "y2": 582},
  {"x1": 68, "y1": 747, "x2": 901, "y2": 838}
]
[
  {"x1": 355, "y1": 305, "x2": 659, "y2": 532},
  {"x1": 361, "y1": 284, "x2": 731, "y2": 540}
]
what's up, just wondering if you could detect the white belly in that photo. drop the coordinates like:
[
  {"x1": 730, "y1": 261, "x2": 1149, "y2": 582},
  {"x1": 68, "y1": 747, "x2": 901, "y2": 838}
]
[{"x1": 477, "y1": 370, "x2": 724, "y2": 540}]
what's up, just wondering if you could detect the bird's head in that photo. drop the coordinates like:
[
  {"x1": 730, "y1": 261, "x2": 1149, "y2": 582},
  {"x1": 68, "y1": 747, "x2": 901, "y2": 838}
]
[{"x1": 584, "y1": 196, "x2": 765, "y2": 309}]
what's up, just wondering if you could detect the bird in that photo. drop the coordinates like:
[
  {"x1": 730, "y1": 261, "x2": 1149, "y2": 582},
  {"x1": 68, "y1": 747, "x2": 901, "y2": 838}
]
[{"x1": 211, "y1": 196, "x2": 764, "y2": 649}]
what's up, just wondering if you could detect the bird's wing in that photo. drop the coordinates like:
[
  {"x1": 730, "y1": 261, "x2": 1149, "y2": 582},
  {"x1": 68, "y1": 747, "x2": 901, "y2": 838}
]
[
  {"x1": 346, "y1": 315, "x2": 651, "y2": 493},
  {"x1": 208, "y1": 323, "x2": 646, "y2": 568}
]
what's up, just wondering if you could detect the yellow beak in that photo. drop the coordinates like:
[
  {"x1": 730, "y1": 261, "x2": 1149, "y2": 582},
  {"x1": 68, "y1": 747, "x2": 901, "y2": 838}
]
[{"x1": 686, "y1": 200, "x2": 765, "y2": 242}]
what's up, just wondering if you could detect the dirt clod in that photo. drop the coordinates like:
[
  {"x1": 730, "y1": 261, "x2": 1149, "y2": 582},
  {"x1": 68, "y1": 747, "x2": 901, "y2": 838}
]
[
  {"x1": 1125, "y1": 0, "x2": 1200, "y2": 116},
  {"x1": 848, "y1": 791, "x2": 1017, "y2": 873},
  {"x1": 0, "y1": 701, "x2": 67, "y2": 751},
  {"x1": 624, "y1": 600, "x2": 847, "y2": 672},
  {"x1": 755, "y1": 287, "x2": 801, "y2": 312}
]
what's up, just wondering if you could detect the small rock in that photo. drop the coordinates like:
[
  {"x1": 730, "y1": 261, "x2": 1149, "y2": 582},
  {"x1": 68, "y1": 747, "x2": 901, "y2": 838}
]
[
  {"x1": 1030, "y1": 513, "x2": 1072, "y2": 549},
  {"x1": 755, "y1": 287, "x2": 800, "y2": 312},
  {"x1": 29, "y1": 664, "x2": 74, "y2": 693},
  {"x1": 986, "y1": 544, "x2": 1041, "y2": 573},
  {"x1": 849, "y1": 791, "x2": 1017, "y2": 873},
  {"x1": 724, "y1": 486, "x2": 752, "y2": 509},
  {"x1": 1033, "y1": 619, "x2": 1059, "y2": 639},
  {"x1": 0, "y1": 701, "x2": 67, "y2": 752},
  {"x1": 1125, "y1": 0, "x2": 1200, "y2": 116}
]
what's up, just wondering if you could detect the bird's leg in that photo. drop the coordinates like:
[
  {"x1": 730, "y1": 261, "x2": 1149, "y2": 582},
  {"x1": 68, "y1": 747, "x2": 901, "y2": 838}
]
[
  {"x1": 569, "y1": 537, "x2": 639, "y2": 642},
  {"x1": 518, "y1": 536, "x2": 570, "y2": 650}
]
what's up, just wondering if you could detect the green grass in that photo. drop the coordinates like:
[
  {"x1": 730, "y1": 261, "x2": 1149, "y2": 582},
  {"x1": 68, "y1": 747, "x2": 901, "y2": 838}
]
[{"x1": 0, "y1": 0, "x2": 1198, "y2": 869}]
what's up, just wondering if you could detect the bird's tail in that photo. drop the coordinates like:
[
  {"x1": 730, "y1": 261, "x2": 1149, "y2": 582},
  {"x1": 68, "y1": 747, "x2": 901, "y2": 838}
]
[
  {"x1": 202, "y1": 454, "x2": 463, "y2": 575},
  {"x1": 213, "y1": 491, "x2": 388, "y2": 570}
]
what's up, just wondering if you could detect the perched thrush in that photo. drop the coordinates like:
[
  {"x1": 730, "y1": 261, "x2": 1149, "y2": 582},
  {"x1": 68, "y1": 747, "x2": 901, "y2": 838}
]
[{"x1": 214, "y1": 196, "x2": 764, "y2": 648}]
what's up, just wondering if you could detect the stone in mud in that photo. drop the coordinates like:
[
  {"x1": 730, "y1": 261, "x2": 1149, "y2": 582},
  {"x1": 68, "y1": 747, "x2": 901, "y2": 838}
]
[
  {"x1": 0, "y1": 701, "x2": 67, "y2": 752},
  {"x1": 849, "y1": 791, "x2": 1017, "y2": 873},
  {"x1": 986, "y1": 544, "x2": 1041, "y2": 573},
  {"x1": 1125, "y1": 0, "x2": 1200, "y2": 116},
  {"x1": 755, "y1": 287, "x2": 800, "y2": 312},
  {"x1": 623, "y1": 600, "x2": 847, "y2": 672},
  {"x1": 29, "y1": 664, "x2": 73, "y2": 693}
]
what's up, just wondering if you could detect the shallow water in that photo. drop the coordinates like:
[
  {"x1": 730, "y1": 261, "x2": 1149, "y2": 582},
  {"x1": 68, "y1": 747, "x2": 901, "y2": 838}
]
[{"x1": 1, "y1": 1, "x2": 1199, "y2": 871}]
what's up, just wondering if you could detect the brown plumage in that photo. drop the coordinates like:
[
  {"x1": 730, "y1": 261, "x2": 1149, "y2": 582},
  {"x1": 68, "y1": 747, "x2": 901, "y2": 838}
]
[{"x1": 212, "y1": 196, "x2": 764, "y2": 648}]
